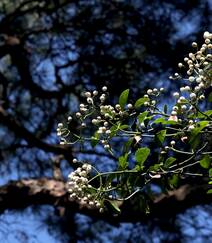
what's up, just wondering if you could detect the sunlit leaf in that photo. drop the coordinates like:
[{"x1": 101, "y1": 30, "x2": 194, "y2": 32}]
[
  {"x1": 200, "y1": 155, "x2": 211, "y2": 169},
  {"x1": 134, "y1": 97, "x2": 149, "y2": 109},
  {"x1": 135, "y1": 147, "x2": 150, "y2": 167},
  {"x1": 138, "y1": 111, "x2": 148, "y2": 123},
  {"x1": 118, "y1": 153, "x2": 129, "y2": 170},
  {"x1": 119, "y1": 89, "x2": 129, "y2": 109},
  {"x1": 164, "y1": 157, "x2": 176, "y2": 168},
  {"x1": 155, "y1": 129, "x2": 166, "y2": 144}
]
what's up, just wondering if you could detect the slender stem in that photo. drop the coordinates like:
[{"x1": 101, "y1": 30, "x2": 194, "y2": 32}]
[{"x1": 170, "y1": 147, "x2": 194, "y2": 155}]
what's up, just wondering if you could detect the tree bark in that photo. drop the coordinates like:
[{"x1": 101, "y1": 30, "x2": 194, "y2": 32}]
[{"x1": 0, "y1": 178, "x2": 211, "y2": 223}]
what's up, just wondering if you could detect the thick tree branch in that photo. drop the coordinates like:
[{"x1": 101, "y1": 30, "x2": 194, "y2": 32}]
[
  {"x1": 0, "y1": 178, "x2": 211, "y2": 223},
  {"x1": 0, "y1": 106, "x2": 72, "y2": 157}
]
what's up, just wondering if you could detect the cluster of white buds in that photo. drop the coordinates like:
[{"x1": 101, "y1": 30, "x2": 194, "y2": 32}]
[
  {"x1": 67, "y1": 163, "x2": 103, "y2": 211},
  {"x1": 144, "y1": 87, "x2": 164, "y2": 107},
  {"x1": 169, "y1": 31, "x2": 212, "y2": 124}
]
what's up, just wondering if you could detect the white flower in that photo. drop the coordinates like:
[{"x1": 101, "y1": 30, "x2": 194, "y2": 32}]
[
  {"x1": 102, "y1": 86, "x2": 107, "y2": 92},
  {"x1": 173, "y1": 92, "x2": 180, "y2": 98}
]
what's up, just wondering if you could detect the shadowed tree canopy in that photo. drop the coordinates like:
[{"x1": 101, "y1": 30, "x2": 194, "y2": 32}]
[{"x1": 0, "y1": 0, "x2": 211, "y2": 241}]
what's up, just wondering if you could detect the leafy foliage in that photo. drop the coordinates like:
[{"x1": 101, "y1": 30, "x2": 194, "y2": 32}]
[{"x1": 61, "y1": 32, "x2": 212, "y2": 214}]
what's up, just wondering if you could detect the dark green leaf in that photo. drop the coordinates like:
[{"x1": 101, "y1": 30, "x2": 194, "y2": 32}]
[
  {"x1": 155, "y1": 130, "x2": 166, "y2": 144},
  {"x1": 123, "y1": 139, "x2": 133, "y2": 154},
  {"x1": 91, "y1": 132, "x2": 99, "y2": 147},
  {"x1": 107, "y1": 200, "x2": 121, "y2": 213},
  {"x1": 135, "y1": 147, "x2": 150, "y2": 167},
  {"x1": 209, "y1": 168, "x2": 212, "y2": 177},
  {"x1": 189, "y1": 121, "x2": 209, "y2": 148},
  {"x1": 134, "y1": 97, "x2": 149, "y2": 109},
  {"x1": 207, "y1": 189, "x2": 212, "y2": 194},
  {"x1": 164, "y1": 157, "x2": 176, "y2": 168},
  {"x1": 169, "y1": 174, "x2": 179, "y2": 188},
  {"x1": 200, "y1": 155, "x2": 211, "y2": 169},
  {"x1": 119, "y1": 89, "x2": 129, "y2": 109},
  {"x1": 208, "y1": 92, "x2": 212, "y2": 102},
  {"x1": 197, "y1": 110, "x2": 212, "y2": 119},
  {"x1": 163, "y1": 104, "x2": 168, "y2": 114}
]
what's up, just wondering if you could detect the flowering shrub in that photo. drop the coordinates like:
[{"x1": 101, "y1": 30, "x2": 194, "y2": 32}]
[{"x1": 58, "y1": 32, "x2": 212, "y2": 214}]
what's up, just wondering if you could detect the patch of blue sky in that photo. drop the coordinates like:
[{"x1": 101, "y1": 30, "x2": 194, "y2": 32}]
[
  {"x1": 0, "y1": 206, "x2": 62, "y2": 243},
  {"x1": 65, "y1": 3, "x2": 77, "y2": 18},
  {"x1": 33, "y1": 59, "x2": 58, "y2": 91},
  {"x1": 170, "y1": 10, "x2": 201, "y2": 43},
  {"x1": 176, "y1": 204, "x2": 212, "y2": 242},
  {"x1": 59, "y1": 65, "x2": 76, "y2": 85},
  {"x1": 0, "y1": 125, "x2": 15, "y2": 148},
  {"x1": 52, "y1": 51, "x2": 69, "y2": 67},
  {"x1": 68, "y1": 50, "x2": 79, "y2": 61},
  {"x1": 101, "y1": 33, "x2": 114, "y2": 45}
]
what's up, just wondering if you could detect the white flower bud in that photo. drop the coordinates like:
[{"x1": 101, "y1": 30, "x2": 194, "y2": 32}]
[
  {"x1": 171, "y1": 111, "x2": 177, "y2": 116},
  {"x1": 93, "y1": 90, "x2": 98, "y2": 96},
  {"x1": 189, "y1": 76, "x2": 195, "y2": 82},
  {"x1": 192, "y1": 42, "x2": 197, "y2": 48},
  {"x1": 102, "y1": 86, "x2": 107, "y2": 92},
  {"x1": 172, "y1": 106, "x2": 178, "y2": 111},
  {"x1": 106, "y1": 130, "x2": 111, "y2": 134},
  {"x1": 181, "y1": 105, "x2": 187, "y2": 111},
  {"x1": 190, "y1": 93, "x2": 196, "y2": 99},
  {"x1": 85, "y1": 92, "x2": 91, "y2": 98},
  {"x1": 184, "y1": 86, "x2": 190, "y2": 91},
  {"x1": 170, "y1": 141, "x2": 176, "y2": 146},
  {"x1": 173, "y1": 92, "x2": 180, "y2": 98},
  {"x1": 147, "y1": 89, "x2": 153, "y2": 95},
  {"x1": 178, "y1": 63, "x2": 183, "y2": 68},
  {"x1": 58, "y1": 123, "x2": 63, "y2": 128},
  {"x1": 76, "y1": 112, "x2": 81, "y2": 118},
  {"x1": 87, "y1": 97, "x2": 93, "y2": 104},
  {"x1": 199, "y1": 95, "x2": 205, "y2": 100},
  {"x1": 203, "y1": 31, "x2": 210, "y2": 39}
]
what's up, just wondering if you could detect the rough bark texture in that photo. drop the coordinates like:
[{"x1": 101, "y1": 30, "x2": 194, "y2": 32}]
[{"x1": 0, "y1": 178, "x2": 211, "y2": 223}]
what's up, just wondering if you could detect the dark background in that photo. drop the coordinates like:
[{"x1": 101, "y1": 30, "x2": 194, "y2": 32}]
[{"x1": 0, "y1": 0, "x2": 211, "y2": 242}]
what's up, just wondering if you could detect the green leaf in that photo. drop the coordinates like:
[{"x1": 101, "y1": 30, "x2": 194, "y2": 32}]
[
  {"x1": 123, "y1": 139, "x2": 133, "y2": 154},
  {"x1": 135, "y1": 147, "x2": 150, "y2": 167},
  {"x1": 118, "y1": 153, "x2": 129, "y2": 170},
  {"x1": 209, "y1": 168, "x2": 212, "y2": 177},
  {"x1": 189, "y1": 121, "x2": 209, "y2": 148},
  {"x1": 119, "y1": 124, "x2": 129, "y2": 130},
  {"x1": 207, "y1": 189, "x2": 212, "y2": 194},
  {"x1": 169, "y1": 174, "x2": 179, "y2": 188},
  {"x1": 155, "y1": 130, "x2": 166, "y2": 144},
  {"x1": 119, "y1": 89, "x2": 129, "y2": 109},
  {"x1": 134, "y1": 97, "x2": 149, "y2": 109},
  {"x1": 138, "y1": 111, "x2": 148, "y2": 123},
  {"x1": 164, "y1": 157, "x2": 176, "y2": 168},
  {"x1": 197, "y1": 110, "x2": 212, "y2": 119},
  {"x1": 208, "y1": 92, "x2": 212, "y2": 102},
  {"x1": 200, "y1": 155, "x2": 211, "y2": 169},
  {"x1": 153, "y1": 117, "x2": 177, "y2": 125},
  {"x1": 91, "y1": 132, "x2": 99, "y2": 147},
  {"x1": 107, "y1": 200, "x2": 121, "y2": 213}
]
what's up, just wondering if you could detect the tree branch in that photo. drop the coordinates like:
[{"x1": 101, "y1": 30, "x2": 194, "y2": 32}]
[
  {"x1": 0, "y1": 106, "x2": 72, "y2": 157},
  {"x1": 0, "y1": 178, "x2": 211, "y2": 223}
]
